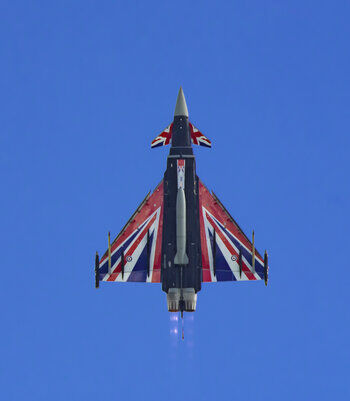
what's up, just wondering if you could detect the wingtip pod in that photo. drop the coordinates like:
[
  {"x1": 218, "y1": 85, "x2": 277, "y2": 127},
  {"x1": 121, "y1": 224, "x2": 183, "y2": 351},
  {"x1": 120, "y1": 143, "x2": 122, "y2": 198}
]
[
  {"x1": 264, "y1": 250, "x2": 269, "y2": 286},
  {"x1": 95, "y1": 251, "x2": 99, "y2": 288},
  {"x1": 174, "y1": 86, "x2": 189, "y2": 117}
]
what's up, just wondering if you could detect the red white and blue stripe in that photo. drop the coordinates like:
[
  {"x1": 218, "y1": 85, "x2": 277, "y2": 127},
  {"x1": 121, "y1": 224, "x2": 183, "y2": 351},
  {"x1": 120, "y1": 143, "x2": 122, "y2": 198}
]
[
  {"x1": 151, "y1": 124, "x2": 173, "y2": 148},
  {"x1": 151, "y1": 121, "x2": 211, "y2": 148},
  {"x1": 198, "y1": 180, "x2": 264, "y2": 282},
  {"x1": 98, "y1": 182, "x2": 164, "y2": 282},
  {"x1": 189, "y1": 123, "x2": 212, "y2": 148}
]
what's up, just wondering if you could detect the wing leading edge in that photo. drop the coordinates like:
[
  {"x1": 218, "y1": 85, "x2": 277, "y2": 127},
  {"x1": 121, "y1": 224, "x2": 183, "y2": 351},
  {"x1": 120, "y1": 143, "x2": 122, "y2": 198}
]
[
  {"x1": 97, "y1": 179, "x2": 267, "y2": 284},
  {"x1": 198, "y1": 179, "x2": 267, "y2": 283},
  {"x1": 98, "y1": 181, "x2": 164, "y2": 283}
]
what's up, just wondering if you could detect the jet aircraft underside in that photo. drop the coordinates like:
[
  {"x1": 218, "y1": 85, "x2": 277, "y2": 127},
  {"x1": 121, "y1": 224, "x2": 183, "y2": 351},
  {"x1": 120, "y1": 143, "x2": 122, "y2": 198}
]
[{"x1": 95, "y1": 88, "x2": 269, "y2": 315}]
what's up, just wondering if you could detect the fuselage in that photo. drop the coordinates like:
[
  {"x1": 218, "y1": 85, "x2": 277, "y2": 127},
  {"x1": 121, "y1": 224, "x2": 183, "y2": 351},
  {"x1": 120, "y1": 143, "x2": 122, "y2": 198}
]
[
  {"x1": 161, "y1": 114, "x2": 202, "y2": 312},
  {"x1": 95, "y1": 87, "x2": 269, "y2": 319}
]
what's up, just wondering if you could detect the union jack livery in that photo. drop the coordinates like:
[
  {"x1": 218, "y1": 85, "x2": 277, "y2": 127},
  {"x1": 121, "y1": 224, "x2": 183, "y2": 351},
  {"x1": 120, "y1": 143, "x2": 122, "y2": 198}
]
[
  {"x1": 95, "y1": 87, "x2": 269, "y2": 318},
  {"x1": 189, "y1": 122, "x2": 211, "y2": 147},
  {"x1": 151, "y1": 120, "x2": 211, "y2": 149},
  {"x1": 98, "y1": 182, "x2": 163, "y2": 283},
  {"x1": 151, "y1": 124, "x2": 172, "y2": 148}
]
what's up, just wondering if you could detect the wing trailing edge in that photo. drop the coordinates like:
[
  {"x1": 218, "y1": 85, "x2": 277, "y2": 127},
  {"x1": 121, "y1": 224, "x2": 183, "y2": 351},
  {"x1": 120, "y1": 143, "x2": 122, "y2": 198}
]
[
  {"x1": 98, "y1": 181, "x2": 164, "y2": 283},
  {"x1": 198, "y1": 180, "x2": 267, "y2": 282}
]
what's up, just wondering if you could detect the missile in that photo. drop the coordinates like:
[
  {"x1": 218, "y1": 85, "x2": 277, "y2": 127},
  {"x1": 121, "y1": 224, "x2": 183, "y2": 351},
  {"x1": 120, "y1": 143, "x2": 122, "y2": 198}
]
[
  {"x1": 121, "y1": 249, "x2": 125, "y2": 279},
  {"x1": 238, "y1": 248, "x2": 242, "y2": 278},
  {"x1": 264, "y1": 250, "x2": 268, "y2": 286},
  {"x1": 95, "y1": 251, "x2": 99, "y2": 288},
  {"x1": 147, "y1": 230, "x2": 150, "y2": 277},
  {"x1": 174, "y1": 187, "x2": 189, "y2": 265},
  {"x1": 108, "y1": 231, "x2": 111, "y2": 274},
  {"x1": 251, "y1": 230, "x2": 255, "y2": 273},
  {"x1": 213, "y1": 229, "x2": 217, "y2": 277}
]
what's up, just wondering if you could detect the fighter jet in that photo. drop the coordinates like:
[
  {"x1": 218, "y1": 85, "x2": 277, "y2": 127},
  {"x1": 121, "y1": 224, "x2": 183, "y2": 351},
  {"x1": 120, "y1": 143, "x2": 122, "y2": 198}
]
[{"x1": 95, "y1": 88, "x2": 269, "y2": 316}]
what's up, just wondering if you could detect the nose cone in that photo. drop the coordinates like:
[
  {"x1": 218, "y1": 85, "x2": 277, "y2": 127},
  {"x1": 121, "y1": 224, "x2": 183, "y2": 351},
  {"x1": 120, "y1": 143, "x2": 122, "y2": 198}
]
[{"x1": 174, "y1": 87, "x2": 189, "y2": 117}]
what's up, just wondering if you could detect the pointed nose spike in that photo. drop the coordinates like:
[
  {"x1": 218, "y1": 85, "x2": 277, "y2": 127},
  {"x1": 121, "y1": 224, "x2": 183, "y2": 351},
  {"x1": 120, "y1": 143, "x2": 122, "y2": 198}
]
[{"x1": 174, "y1": 87, "x2": 189, "y2": 117}]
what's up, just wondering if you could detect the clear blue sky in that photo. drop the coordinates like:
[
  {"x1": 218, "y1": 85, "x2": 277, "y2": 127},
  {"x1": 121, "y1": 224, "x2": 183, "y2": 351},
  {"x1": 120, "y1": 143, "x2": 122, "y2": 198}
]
[{"x1": 1, "y1": 1, "x2": 349, "y2": 400}]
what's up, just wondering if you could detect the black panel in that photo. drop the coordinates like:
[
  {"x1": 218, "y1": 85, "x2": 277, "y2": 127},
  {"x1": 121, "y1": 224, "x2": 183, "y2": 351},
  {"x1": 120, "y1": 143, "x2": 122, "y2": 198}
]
[{"x1": 161, "y1": 116, "x2": 202, "y2": 293}]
